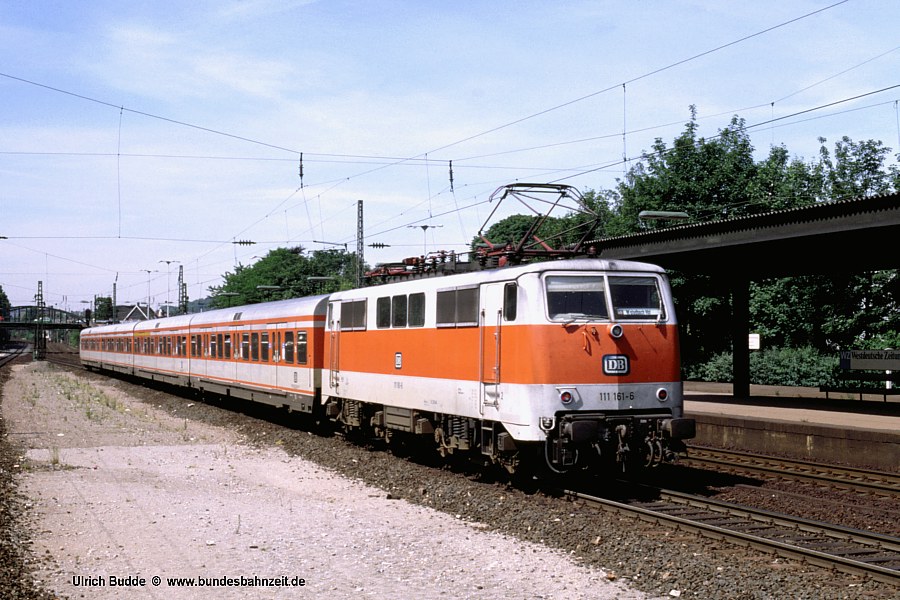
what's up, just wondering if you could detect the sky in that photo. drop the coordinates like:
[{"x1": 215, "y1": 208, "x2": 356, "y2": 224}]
[{"x1": 2, "y1": 0, "x2": 899, "y2": 311}]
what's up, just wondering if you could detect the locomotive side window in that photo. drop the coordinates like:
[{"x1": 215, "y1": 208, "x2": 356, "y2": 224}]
[
  {"x1": 297, "y1": 330, "x2": 308, "y2": 365},
  {"x1": 609, "y1": 276, "x2": 665, "y2": 320},
  {"x1": 284, "y1": 331, "x2": 295, "y2": 363},
  {"x1": 436, "y1": 291, "x2": 455, "y2": 327},
  {"x1": 408, "y1": 293, "x2": 425, "y2": 327},
  {"x1": 391, "y1": 295, "x2": 407, "y2": 328},
  {"x1": 503, "y1": 283, "x2": 517, "y2": 321},
  {"x1": 546, "y1": 276, "x2": 609, "y2": 321},
  {"x1": 376, "y1": 297, "x2": 391, "y2": 328},
  {"x1": 457, "y1": 287, "x2": 478, "y2": 326}
]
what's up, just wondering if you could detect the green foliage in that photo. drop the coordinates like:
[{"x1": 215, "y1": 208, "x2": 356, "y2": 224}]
[
  {"x1": 0, "y1": 285, "x2": 9, "y2": 342},
  {"x1": 208, "y1": 246, "x2": 363, "y2": 308},
  {"x1": 603, "y1": 110, "x2": 898, "y2": 373},
  {"x1": 93, "y1": 297, "x2": 114, "y2": 322},
  {"x1": 687, "y1": 346, "x2": 839, "y2": 388}
]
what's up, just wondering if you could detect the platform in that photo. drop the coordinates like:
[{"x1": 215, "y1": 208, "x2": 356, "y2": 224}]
[{"x1": 683, "y1": 383, "x2": 900, "y2": 472}]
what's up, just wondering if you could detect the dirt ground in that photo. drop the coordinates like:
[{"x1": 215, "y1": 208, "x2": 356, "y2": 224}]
[{"x1": 2, "y1": 361, "x2": 649, "y2": 600}]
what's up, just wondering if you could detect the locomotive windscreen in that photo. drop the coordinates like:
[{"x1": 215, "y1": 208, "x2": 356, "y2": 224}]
[
  {"x1": 545, "y1": 275, "x2": 609, "y2": 320},
  {"x1": 546, "y1": 274, "x2": 665, "y2": 321},
  {"x1": 609, "y1": 276, "x2": 665, "y2": 320}
]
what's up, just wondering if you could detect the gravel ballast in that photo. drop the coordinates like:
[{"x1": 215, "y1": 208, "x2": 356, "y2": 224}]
[{"x1": 2, "y1": 359, "x2": 898, "y2": 599}]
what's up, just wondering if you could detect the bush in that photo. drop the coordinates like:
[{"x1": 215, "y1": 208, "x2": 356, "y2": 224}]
[{"x1": 686, "y1": 346, "x2": 839, "y2": 387}]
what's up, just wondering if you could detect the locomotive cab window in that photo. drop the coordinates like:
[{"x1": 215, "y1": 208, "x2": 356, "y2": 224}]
[
  {"x1": 340, "y1": 299, "x2": 367, "y2": 331},
  {"x1": 545, "y1": 276, "x2": 609, "y2": 321},
  {"x1": 437, "y1": 287, "x2": 479, "y2": 328}
]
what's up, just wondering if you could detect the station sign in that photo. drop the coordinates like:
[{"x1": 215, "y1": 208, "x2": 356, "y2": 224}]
[{"x1": 839, "y1": 349, "x2": 900, "y2": 371}]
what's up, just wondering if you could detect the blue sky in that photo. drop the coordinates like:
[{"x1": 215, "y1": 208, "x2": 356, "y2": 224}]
[{"x1": 2, "y1": 0, "x2": 898, "y2": 309}]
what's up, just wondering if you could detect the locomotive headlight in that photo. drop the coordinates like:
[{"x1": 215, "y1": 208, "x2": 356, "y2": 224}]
[
  {"x1": 656, "y1": 387, "x2": 669, "y2": 402},
  {"x1": 560, "y1": 390, "x2": 574, "y2": 404},
  {"x1": 608, "y1": 323, "x2": 624, "y2": 339}
]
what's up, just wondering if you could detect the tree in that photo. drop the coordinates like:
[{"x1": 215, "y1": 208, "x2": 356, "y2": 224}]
[
  {"x1": 94, "y1": 297, "x2": 114, "y2": 322},
  {"x1": 818, "y1": 136, "x2": 896, "y2": 200},
  {"x1": 0, "y1": 285, "x2": 10, "y2": 343},
  {"x1": 607, "y1": 112, "x2": 898, "y2": 374},
  {"x1": 208, "y1": 247, "x2": 362, "y2": 308}
]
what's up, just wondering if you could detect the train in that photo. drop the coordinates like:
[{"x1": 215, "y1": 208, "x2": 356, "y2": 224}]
[{"x1": 80, "y1": 257, "x2": 695, "y2": 476}]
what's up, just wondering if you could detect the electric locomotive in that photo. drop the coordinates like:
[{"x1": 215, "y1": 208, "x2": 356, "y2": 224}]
[{"x1": 322, "y1": 257, "x2": 694, "y2": 474}]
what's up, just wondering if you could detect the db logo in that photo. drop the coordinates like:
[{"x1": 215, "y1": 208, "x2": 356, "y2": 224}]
[{"x1": 603, "y1": 354, "x2": 630, "y2": 375}]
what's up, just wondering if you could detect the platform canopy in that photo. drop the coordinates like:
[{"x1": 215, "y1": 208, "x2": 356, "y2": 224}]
[{"x1": 597, "y1": 192, "x2": 899, "y2": 277}]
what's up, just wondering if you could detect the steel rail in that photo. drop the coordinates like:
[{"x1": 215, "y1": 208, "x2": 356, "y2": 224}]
[
  {"x1": 567, "y1": 487, "x2": 900, "y2": 585},
  {"x1": 0, "y1": 343, "x2": 29, "y2": 369},
  {"x1": 682, "y1": 446, "x2": 900, "y2": 497}
]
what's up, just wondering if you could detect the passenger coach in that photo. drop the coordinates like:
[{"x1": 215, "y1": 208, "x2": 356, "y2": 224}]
[{"x1": 82, "y1": 296, "x2": 327, "y2": 413}]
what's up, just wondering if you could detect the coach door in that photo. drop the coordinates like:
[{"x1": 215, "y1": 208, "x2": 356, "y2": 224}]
[
  {"x1": 327, "y1": 301, "x2": 340, "y2": 391},
  {"x1": 479, "y1": 282, "x2": 505, "y2": 413},
  {"x1": 269, "y1": 324, "x2": 283, "y2": 388}
]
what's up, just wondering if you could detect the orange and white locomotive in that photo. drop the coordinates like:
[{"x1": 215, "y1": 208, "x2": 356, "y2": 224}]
[{"x1": 81, "y1": 257, "x2": 694, "y2": 475}]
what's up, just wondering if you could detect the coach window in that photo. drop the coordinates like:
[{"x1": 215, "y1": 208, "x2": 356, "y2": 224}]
[
  {"x1": 392, "y1": 295, "x2": 408, "y2": 328},
  {"x1": 261, "y1": 332, "x2": 270, "y2": 362},
  {"x1": 503, "y1": 283, "x2": 518, "y2": 321},
  {"x1": 216, "y1": 334, "x2": 224, "y2": 358},
  {"x1": 409, "y1": 292, "x2": 425, "y2": 327},
  {"x1": 284, "y1": 331, "x2": 295, "y2": 363},
  {"x1": 297, "y1": 330, "x2": 308, "y2": 365},
  {"x1": 209, "y1": 335, "x2": 217, "y2": 359},
  {"x1": 376, "y1": 297, "x2": 391, "y2": 328},
  {"x1": 224, "y1": 334, "x2": 232, "y2": 359},
  {"x1": 251, "y1": 333, "x2": 260, "y2": 361},
  {"x1": 241, "y1": 333, "x2": 250, "y2": 361}
]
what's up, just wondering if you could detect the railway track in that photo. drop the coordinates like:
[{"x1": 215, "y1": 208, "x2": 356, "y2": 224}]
[
  {"x1": 0, "y1": 343, "x2": 29, "y2": 369},
  {"x1": 568, "y1": 486, "x2": 900, "y2": 585},
  {"x1": 682, "y1": 445, "x2": 900, "y2": 498}
]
